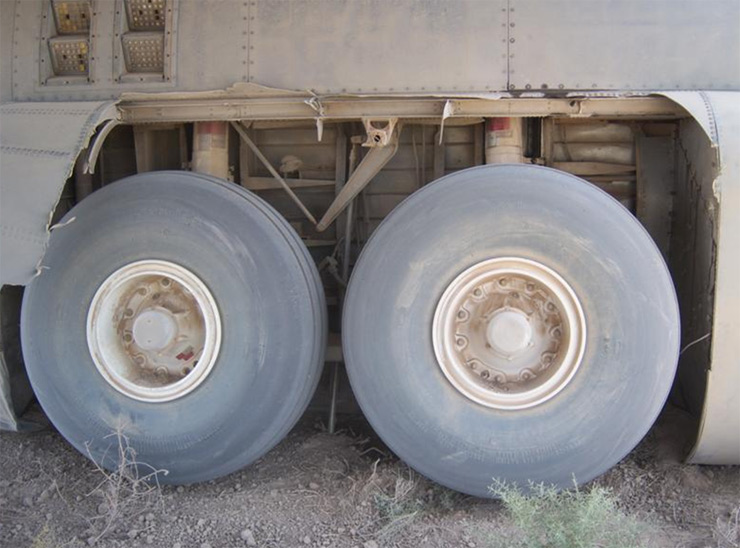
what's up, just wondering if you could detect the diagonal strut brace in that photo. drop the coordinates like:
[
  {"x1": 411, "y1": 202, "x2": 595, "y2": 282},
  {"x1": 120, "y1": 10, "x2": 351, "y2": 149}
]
[{"x1": 316, "y1": 124, "x2": 401, "y2": 232}]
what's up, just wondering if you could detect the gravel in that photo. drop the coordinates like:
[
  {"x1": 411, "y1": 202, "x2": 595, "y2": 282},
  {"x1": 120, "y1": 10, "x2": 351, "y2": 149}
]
[{"x1": 0, "y1": 404, "x2": 737, "y2": 547}]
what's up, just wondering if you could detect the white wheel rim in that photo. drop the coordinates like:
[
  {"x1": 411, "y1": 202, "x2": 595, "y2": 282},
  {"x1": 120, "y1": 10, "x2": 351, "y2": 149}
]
[
  {"x1": 87, "y1": 260, "x2": 221, "y2": 402},
  {"x1": 433, "y1": 257, "x2": 586, "y2": 410}
]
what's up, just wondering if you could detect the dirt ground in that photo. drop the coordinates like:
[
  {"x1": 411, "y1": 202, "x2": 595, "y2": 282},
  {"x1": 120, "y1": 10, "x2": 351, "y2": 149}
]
[{"x1": 0, "y1": 403, "x2": 737, "y2": 548}]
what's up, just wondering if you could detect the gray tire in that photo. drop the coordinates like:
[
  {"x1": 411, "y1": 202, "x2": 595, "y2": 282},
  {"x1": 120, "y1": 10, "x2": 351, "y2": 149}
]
[
  {"x1": 21, "y1": 171, "x2": 326, "y2": 483},
  {"x1": 343, "y1": 164, "x2": 679, "y2": 497}
]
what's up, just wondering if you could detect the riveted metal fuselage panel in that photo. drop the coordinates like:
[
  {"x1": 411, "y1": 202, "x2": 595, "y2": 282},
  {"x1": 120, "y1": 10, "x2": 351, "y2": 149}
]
[{"x1": 5, "y1": 0, "x2": 739, "y2": 101}]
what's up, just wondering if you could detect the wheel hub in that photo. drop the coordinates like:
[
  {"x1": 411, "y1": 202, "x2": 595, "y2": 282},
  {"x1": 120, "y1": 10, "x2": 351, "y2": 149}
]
[
  {"x1": 132, "y1": 308, "x2": 177, "y2": 351},
  {"x1": 486, "y1": 309, "x2": 532, "y2": 356},
  {"x1": 87, "y1": 260, "x2": 221, "y2": 402},
  {"x1": 433, "y1": 257, "x2": 586, "y2": 410}
]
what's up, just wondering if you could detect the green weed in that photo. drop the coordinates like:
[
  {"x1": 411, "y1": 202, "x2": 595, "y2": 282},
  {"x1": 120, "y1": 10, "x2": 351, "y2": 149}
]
[{"x1": 487, "y1": 479, "x2": 651, "y2": 548}]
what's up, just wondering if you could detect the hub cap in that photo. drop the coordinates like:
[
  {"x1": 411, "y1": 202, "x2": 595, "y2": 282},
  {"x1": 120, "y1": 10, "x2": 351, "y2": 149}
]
[
  {"x1": 87, "y1": 260, "x2": 221, "y2": 402},
  {"x1": 432, "y1": 257, "x2": 586, "y2": 410}
]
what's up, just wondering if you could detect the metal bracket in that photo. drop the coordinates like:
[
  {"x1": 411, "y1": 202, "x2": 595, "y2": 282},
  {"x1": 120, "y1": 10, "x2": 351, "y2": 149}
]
[
  {"x1": 438, "y1": 100, "x2": 455, "y2": 145},
  {"x1": 306, "y1": 96, "x2": 326, "y2": 142},
  {"x1": 362, "y1": 118, "x2": 398, "y2": 147},
  {"x1": 316, "y1": 123, "x2": 400, "y2": 232}
]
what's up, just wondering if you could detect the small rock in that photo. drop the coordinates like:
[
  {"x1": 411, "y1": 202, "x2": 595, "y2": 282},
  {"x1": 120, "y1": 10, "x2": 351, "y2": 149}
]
[
  {"x1": 22, "y1": 496, "x2": 34, "y2": 507},
  {"x1": 86, "y1": 537, "x2": 96, "y2": 546},
  {"x1": 363, "y1": 541, "x2": 379, "y2": 548},
  {"x1": 146, "y1": 512, "x2": 155, "y2": 522},
  {"x1": 303, "y1": 535, "x2": 311, "y2": 544},
  {"x1": 201, "y1": 544, "x2": 212, "y2": 548},
  {"x1": 96, "y1": 503, "x2": 109, "y2": 515},
  {"x1": 270, "y1": 489, "x2": 278, "y2": 497},
  {"x1": 173, "y1": 544, "x2": 181, "y2": 548},
  {"x1": 336, "y1": 527, "x2": 345, "y2": 534},
  {"x1": 45, "y1": 513, "x2": 52, "y2": 520},
  {"x1": 146, "y1": 535, "x2": 154, "y2": 545},
  {"x1": 240, "y1": 528, "x2": 257, "y2": 546},
  {"x1": 127, "y1": 529, "x2": 138, "y2": 539},
  {"x1": 309, "y1": 482, "x2": 319, "y2": 490},
  {"x1": 76, "y1": 495, "x2": 83, "y2": 502},
  {"x1": 197, "y1": 518, "x2": 207, "y2": 528},
  {"x1": 176, "y1": 486, "x2": 185, "y2": 493}
]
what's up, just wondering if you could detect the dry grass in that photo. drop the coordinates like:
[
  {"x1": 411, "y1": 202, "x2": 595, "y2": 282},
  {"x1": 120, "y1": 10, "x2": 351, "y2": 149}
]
[
  {"x1": 83, "y1": 428, "x2": 167, "y2": 544},
  {"x1": 714, "y1": 505, "x2": 740, "y2": 548},
  {"x1": 369, "y1": 464, "x2": 425, "y2": 540}
]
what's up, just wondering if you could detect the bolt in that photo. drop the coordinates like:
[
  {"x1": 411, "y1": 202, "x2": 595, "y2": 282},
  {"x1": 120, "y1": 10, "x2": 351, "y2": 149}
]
[
  {"x1": 546, "y1": 302, "x2": 556, "y2": 312},
  {"x1": 456, "y1": 338, "x2": 465, "y2": 347},
  {"x1": 457, "y1": 310, "x2": 466, "y2": 319},
  {"x1": 161, "y1": 278, "x2": 171, "y2": 287},
  {"x1": 499, "y1": 278, "x2": 508, "y2": 286},
  {"x1": 473, "y1": 288, "x2": 482, "y2": 297},
  {"x1": 526, "y1": 283, "x2": 535, "y2": 292},
  {"x1": 124, "y1": 308, "x2": 134, "y2": 318},
  {"x1": 123, "y1": 333, "x2": 133, "y2": 343},
  {"x1": 480, "y1": 370, "x2": 490, "y2": 379}
]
